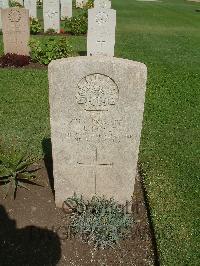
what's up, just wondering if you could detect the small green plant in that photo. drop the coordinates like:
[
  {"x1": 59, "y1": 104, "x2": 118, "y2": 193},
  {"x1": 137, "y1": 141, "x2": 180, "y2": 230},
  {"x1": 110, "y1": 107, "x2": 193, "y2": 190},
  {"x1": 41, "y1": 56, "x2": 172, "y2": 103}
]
[
  {"x1": 65, "y1": 194, "x2": 134, "y2": 249},
  {"x1": 64, "y1": 12, "x2": 88, "y2": 35},
  {"x1": 29, "y1": 37, "x2": 73, "y2": 65},
  {"x1": 0, "y1": 146, "x2": 40, "y2": 198},
  {"x1": 30, "y1": 18, "x2": 42, "y2": 35},
  {"x1": 9, "y1": 0, "x2": 23, "y2": 7},
  {"x1": 85, "y1": 0, "x2": 94, "y2": 9}
]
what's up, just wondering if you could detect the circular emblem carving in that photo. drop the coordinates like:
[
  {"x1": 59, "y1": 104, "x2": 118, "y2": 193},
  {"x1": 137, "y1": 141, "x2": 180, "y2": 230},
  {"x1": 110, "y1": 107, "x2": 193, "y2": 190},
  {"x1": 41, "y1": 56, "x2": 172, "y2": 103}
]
[
  {"x1": 8, "y1": 10, "x2": 21, "y2": 23},
  {"x1": 76, "y1": 74, "x2": 118, "y2": 111},
  {"x1": 47, "y1": 10, "x2": 57, "y2": 18},
  {"x1": 95, "y1": 12, "x2": 108, "y2": 25}
]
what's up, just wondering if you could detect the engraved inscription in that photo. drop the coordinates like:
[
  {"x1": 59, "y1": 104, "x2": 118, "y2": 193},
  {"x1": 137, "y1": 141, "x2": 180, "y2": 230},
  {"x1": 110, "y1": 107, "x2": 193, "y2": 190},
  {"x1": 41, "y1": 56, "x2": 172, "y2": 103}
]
[
  {"x1": 66, "y1": 115, "x2": 133, "y2": 144},
  {"x1": 95, "y1": 12, "x2": 108, "y2": 25},
  {"x1": 76, "y1": 74, "x2": 118, "y2": 111},
  {"x1": 8, "y1": 10, "x2": 21, "y2": 22}
]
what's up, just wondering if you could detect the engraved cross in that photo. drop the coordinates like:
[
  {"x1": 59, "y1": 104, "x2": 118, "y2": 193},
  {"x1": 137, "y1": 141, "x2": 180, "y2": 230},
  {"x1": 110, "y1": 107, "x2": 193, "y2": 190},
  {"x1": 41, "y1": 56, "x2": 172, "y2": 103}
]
[
  {"x1": 97, "y1": 40, "x2": 106, "y2": 48},
  {"x1": 77, "y1": 147, "x2": 113, "y2": 193}
]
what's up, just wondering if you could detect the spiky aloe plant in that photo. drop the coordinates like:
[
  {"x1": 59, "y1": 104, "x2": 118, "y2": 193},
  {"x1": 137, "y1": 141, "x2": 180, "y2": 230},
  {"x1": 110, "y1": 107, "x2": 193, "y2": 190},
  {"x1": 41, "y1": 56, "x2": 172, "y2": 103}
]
[{"x1": 0, "y1": 147, "x2": 41, "y2": 198}]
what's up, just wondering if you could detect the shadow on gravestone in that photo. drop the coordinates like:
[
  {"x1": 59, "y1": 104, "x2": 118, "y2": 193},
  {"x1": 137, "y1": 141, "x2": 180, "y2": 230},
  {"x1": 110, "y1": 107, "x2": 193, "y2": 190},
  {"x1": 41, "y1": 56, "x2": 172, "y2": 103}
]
[
  {"x1": 0, "y1": 205, "x2": 61, "y2": 266},
  {"x1": 42, "y1": 138, "x2": 55, "y2": 196}
]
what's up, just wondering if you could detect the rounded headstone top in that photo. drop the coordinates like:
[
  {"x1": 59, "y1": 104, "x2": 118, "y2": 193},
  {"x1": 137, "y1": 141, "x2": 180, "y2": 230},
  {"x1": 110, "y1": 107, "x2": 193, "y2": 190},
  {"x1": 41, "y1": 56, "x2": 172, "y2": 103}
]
[{"x1": 48, "y1": 56, "x2": 147, "y2": 73}]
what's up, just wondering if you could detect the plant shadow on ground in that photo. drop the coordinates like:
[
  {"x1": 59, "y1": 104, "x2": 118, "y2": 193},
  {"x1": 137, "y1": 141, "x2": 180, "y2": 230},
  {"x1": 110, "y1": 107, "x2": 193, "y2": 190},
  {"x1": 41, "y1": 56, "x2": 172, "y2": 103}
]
[{"x1": 0, "y1": 205, "x2": 61, "y2": 266}]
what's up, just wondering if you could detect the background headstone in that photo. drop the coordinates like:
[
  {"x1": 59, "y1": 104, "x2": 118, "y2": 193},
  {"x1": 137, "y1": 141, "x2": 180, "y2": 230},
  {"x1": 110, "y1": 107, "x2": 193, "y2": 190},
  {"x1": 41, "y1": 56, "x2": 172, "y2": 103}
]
[
  {"x1": 60, "y1": 0, "x2": 72, "y2": 19},
  {"x1": 0, "y1": 9, "x2": 2, "y2": 30},
  {"x1": 43, "y1": 0, "x2": 60, "y2": 33},
  {"x1": 2, "y1": 8, "x2": 30, "y2": 55},
  {"x1": 0, "y1": 0, "x2": 9, "y2": 30},
  {"x1": 0, "y1": 0, "x2": 9, "y2": 8},
  {"x1": 24, "y1": 0, "x2": 37, "y2": 18},
  {"x1": 48, "y1": 56, "x2": 147, "y2": 209},
  {"x1": 76, "y1": 0, "x2": 87, "y2": 8},
  {"x1": 87, "y1": 8, "x2": 116, "y2": 56},
  {"x1": 94, "y1": 0, "x2": 111, "y2": 8}
]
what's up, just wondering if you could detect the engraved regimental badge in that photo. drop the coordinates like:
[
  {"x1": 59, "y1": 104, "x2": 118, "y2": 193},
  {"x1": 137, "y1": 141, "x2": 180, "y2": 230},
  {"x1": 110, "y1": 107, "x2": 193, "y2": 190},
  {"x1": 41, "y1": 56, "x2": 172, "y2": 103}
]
[
  {"x1": 76, "y1": 74, "x2": 118, "y2": 111},
  {"x1": 8, "y1": 9, "x2": 21, "y2": 23}
]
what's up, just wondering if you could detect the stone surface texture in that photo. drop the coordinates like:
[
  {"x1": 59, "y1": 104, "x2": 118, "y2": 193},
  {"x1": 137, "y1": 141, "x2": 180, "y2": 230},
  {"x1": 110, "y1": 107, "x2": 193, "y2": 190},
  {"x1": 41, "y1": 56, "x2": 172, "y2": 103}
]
[
  {"x1": 87, "y1": 8, "x2": 116, "y2": 56},
  {"x1": 24, "y1": 0, "x2": 37, "y2": 18},
  {"x1": 43, "y1": 0, "x2": 60, "y2": 33},
  {"x1": 2, "y1": 8, "x2": 30, "y2": 55},
  {"x1": 48, "y1": 56, "x2": 147, "y2": 209},
  {"x1": 94, "y1": 0, "x2": 111, "y2": 8},
  {"x1": 60, "y1": 0, "x2": 72, "y2": 19}
]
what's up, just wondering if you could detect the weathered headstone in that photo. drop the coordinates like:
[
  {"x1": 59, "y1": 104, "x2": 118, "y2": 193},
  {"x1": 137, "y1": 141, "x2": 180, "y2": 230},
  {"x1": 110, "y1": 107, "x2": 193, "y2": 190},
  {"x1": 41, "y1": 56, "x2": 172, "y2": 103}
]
[
  {"x1": 43, "y1": 0, "x2": 60, "y2": 33},
  {"x1": 24, "y1": 0, "x2": 37, "y2": 18},
  {"x1": 94, "y1": 0, "x2": 111, "y2": 8},
  {"x1": 0, "y1": 0, "x2": 9, "y2": 30},
  {"x1": 0, "y1": 0, "x2": 9, "y2": 9},
  {"x1": 0, "y1": 9, "x2": 2, "y2": 30},
  {"x1": 60, "y1": 0, "x2": 72, "y2": 19},
  {"x1": 87, "y1": 8, "x2": 116, "y2": 56},
  {"x1": 48, "y1": 56, "x2": 147, "y2": 210},
  {"x1": 76, "y1": 0, "x2": 87, "y2": 8},
  {"x1": 2, "y1": 8, "x2": 30, "y2": 55}
]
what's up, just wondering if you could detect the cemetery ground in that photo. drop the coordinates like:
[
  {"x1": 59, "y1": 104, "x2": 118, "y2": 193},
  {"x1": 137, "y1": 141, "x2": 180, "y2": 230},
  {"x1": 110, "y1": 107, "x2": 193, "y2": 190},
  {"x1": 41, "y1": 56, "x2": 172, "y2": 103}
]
[{"x1": 0, "y1": 0, "x2": 199, "y2": 265}]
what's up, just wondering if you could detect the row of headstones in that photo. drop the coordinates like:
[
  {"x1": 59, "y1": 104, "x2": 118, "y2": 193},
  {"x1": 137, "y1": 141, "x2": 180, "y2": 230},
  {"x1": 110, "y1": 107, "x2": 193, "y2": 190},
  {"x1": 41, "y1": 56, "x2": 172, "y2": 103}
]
[
  {"x1": 0, "y1": 0, "x2": 37, "y2": 18},
  {"x1": 0, "y1": 1, "x2": 112, "y2": 33},
  {"x1": 0, "y1": 1, "x2": 72, "y2": 33},
  {"x1": 1, "y1": 0, "x2": 116, "y2": 57},
  {"x1": 5, "y1": 0, "x2": 104, "y2": 20},
  {"x1": 0, "y1": 0, "x2": 72, "y2": 22},
  {"x1": 0, "y1": 0, "x2": 87, "y2": 30},
  {"x1": 43, "y1": 0, "x2": 113, "y2": 34}
]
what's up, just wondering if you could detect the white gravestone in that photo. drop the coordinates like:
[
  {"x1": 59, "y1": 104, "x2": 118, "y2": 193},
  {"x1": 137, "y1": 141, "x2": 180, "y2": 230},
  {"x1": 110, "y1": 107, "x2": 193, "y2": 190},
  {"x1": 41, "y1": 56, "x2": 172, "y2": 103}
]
[
  {"x1": 43, "y1": 0, "x2": 60, "y2": 33},
  {"x1": 87, "y1": 8, "x2": 116, "y2": 56},
  {"x1": 0, "y1": 9, "x2": 2, "y2": 30},
  {"x1": 94, "y1": 0, "x2": 111, "y2": 8},
  {"x1": 0, "y1": 0, "x2": 9, "y2": 8},
  {"x1": 48, "y1": 56, "x2": 147, "y2": 210},
  {"x1": 0, "y1": 0, "x2": 9, "y2": 29},
  {"x1": 2, "y1": 8, "x2": 30, "y2": 55},
  {"x1": 60, "y1": 0, "x2": 72, "y2": 19},
  {"x1": 24, "y1": 0, "x2": 37, "y2": 18},
  {"x1": 76, "y1": 0, "x2": 87, "y2": 8}
]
